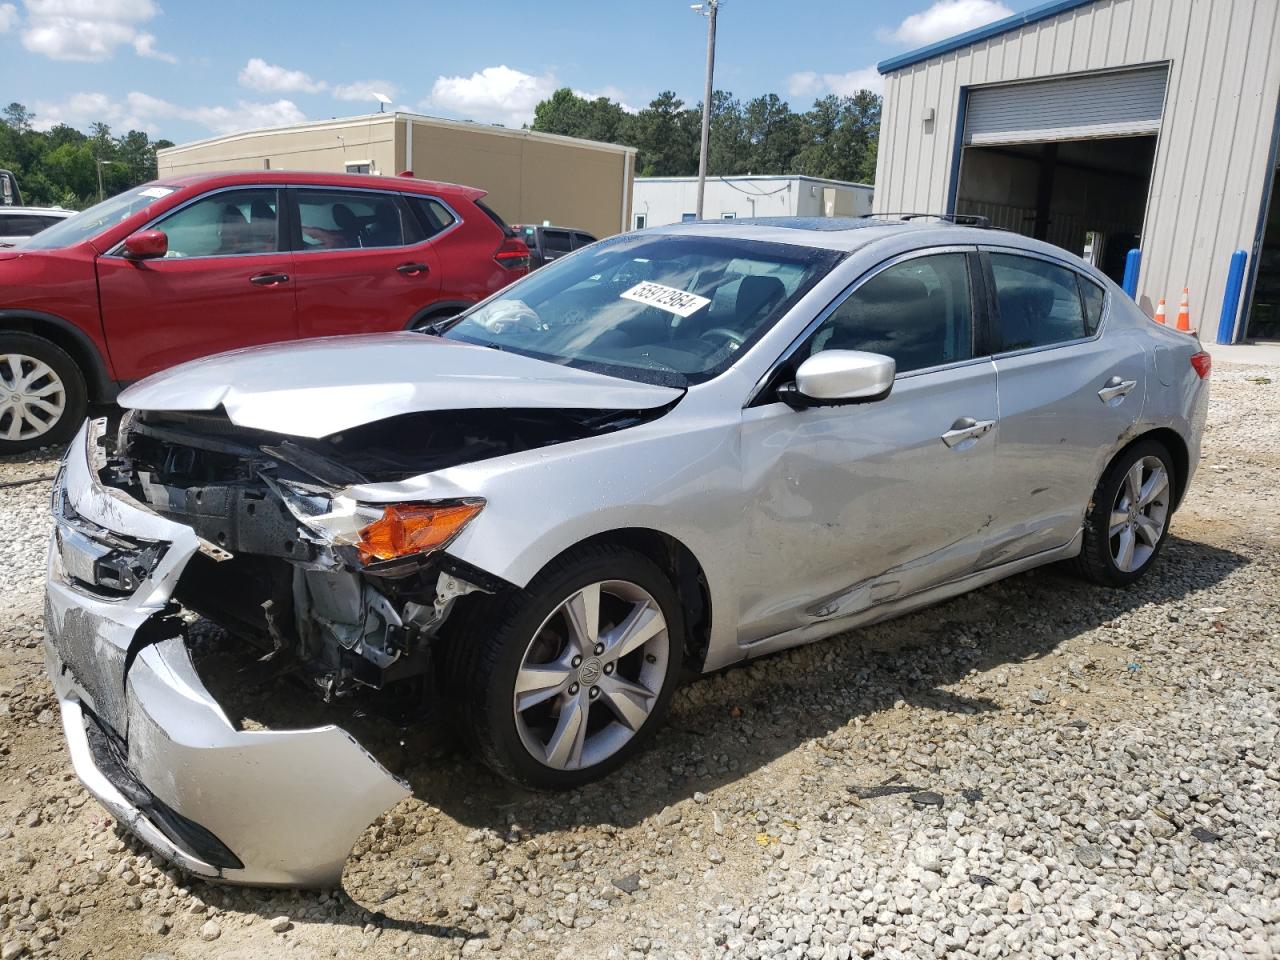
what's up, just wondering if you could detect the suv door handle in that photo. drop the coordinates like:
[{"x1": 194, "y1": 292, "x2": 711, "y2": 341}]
[
  {"x1": 396, "y1": 262, "x2": 429, "y2": 276},
  {"x1": 249, "y1": 272, "x2": 289, "y2": 286},
  {"x1": 1098, "y1": 376, "x2": 1137, "y2": 403},
  {"x1": 941, "y1": 417, "x2": 996, "y2": 448}
]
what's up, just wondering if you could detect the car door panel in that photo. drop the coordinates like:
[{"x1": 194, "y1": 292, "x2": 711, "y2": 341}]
[
  {"x1": 95, "y1": 187, "x2": 297, "y2": 380},
  {"x1": 289, "y1": 188, "x2": 442, "y2": 338},
  {"x1": 737, "y1": 362, "x2": 999, "y2": 645},
  {"x1": 981, "y1": 253, "x2": 1147, "y2": 567}
]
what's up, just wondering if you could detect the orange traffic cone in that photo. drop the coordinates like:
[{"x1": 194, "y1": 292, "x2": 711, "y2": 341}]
[
  {"x1": 1154, "y1": 298, "x2": 1167, "y2": 324},
  {"x1": 1176, "y1": 288, "x2": 1192, "y2": 332}
]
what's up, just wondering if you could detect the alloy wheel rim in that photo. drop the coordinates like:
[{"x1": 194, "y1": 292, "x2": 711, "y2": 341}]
[
  {"x1": 1109, "y1": 455, "x2": 1170, "y2": 573},
  {"x1": 0, "y1": 353, "x2": 66, "y2": 442},
  {"x1": 513, "y1": 579, "x2": 669, "y2": 771}
]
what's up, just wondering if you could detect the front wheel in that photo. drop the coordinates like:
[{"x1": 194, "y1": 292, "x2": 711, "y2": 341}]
[
  {"x1": 0, "y1": 333, "x2": 88, "y2": 455},
  {"x1": 1074, "y1": 439, "x2": 1175, "y2": 587},
  {"x1": 445, "y1": 544, "x2": 683, "y2": 789}
]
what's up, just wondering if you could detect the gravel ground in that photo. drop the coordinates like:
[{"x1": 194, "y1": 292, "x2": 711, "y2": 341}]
[{"x1": 0, "y1": 361, "x2": 1276, "y2": 960}]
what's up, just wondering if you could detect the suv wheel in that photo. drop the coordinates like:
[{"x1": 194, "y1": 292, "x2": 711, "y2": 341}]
[
  {"x1": 445, "y1": 544, "x2": 683, "y2": 789},
  {"x1": 0, "y1": 333, "x2": 87, "y2": 454},
  {"x1": 1074, "y1": 439, "x2": 1175, "y2": 587}
]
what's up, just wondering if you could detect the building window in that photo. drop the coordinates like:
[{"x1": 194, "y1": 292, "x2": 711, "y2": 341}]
[
  {"x1": 722, "y1": 212, "x2": 736, "y2": 220},
  {"x1": 681, "y1": 212, "x2": 696, "y2": 223},
  {"x1": 633, "y1": 213, "x2": 647, "y2": 230},
  {"x1": 345, "y1": 161, "x2": 373, "y2": 175}
]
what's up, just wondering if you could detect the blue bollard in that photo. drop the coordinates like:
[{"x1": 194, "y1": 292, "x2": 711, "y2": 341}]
[
  {"x1": 1216, "y1": 250, "x2": 1248, "y2": 345},
  {"x1": 1121, "y1": 248, "x2": 1141, "y2": 299}
]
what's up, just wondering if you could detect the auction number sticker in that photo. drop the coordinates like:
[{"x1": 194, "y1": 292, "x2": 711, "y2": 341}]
[
  {"x1": 139, "y1": 187, "x2": 175, "y2": 199},
  {"x1": 621, "y1": 281, "x2": 711, "y2": 318}
]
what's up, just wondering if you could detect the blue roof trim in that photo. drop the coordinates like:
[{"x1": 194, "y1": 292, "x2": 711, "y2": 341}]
[{"x1": 877, "y1": 0, "x2": 1098, "y2": 74}]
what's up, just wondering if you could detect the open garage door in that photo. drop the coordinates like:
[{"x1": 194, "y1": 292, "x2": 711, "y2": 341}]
[
  {"x1": 964, "y1": 66, "x2": 1168, "y2": 146},
  {"x1": 955, "y1": 66, "x2": 1168, "y2": 284}
]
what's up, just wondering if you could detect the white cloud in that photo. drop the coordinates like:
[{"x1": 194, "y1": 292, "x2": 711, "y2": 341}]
[
  {"x1": 20, "y1": 0, "x2": 174, "y2": 62},
  {"x1": 572, "y1": 85, "x2": 640, "y2": 114},
  {"x1": 788, "y1": 66, "x2": 883, "y2": 99},
  {"x1": 132, "y1": 31, "x2": 174, "y2": 62},
  {"x1": 238, "y1": 57, "x2": 326, "y2": 94},
  {"x1": 880, "y1": 0, "x2": 1012, "y2": 47},
  {"x1": 0, "y1": 3, "x2": 19, "y2": 32},
  {"x1": 332, "y1": 79, "x2": 400, "y2": 102},
  {"x1": 32, "y1": 89, "x2": 306, "y2": 137},
  {"x1": 427, "y1": 65, "x2": 557, "y2": 127}
]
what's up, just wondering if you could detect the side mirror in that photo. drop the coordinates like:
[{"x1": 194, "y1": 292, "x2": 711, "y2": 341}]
[
  {"x1": 122, "y1": 229, "x2": 167, "y2": 260},
  {"x1": 778, "y1": 350, "x2": 896, "y2": 409}
]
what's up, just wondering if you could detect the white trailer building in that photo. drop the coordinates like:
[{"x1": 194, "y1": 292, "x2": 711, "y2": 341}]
[
  {"x1": 632, "y1": 175, "x2": 873, "y2": 230},
  {"x1": 873, "y1": 0, "x2": 1280, "y2": 342}
]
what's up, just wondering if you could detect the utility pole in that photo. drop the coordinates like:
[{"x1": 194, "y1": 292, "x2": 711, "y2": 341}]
[
  {"x1": 692, "y1": 0, "x2": 719, "y2": 220},
  {"x1": 95, "y1": 159, "x2": 109, "y2": 202}
]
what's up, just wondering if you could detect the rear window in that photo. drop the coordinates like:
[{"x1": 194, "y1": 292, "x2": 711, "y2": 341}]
[{"x1": 475, "y1": 200, "x2": 516, "y2": 237}]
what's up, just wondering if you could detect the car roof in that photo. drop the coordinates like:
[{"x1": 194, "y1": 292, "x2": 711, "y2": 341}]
[
  {"x1": 152, "y1": 170, "x2": 486, "y2": 201},
  {"x1": 1, "y1": 206, "x2": 74, "y2": 216},
  {"x1": 646, "y1": 216, "x2": 1077, "y2": 260}
]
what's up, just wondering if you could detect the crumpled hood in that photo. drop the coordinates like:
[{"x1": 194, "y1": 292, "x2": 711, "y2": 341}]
[{"x1": 119, "y1": 333, "x2": 684, "y2": 438}]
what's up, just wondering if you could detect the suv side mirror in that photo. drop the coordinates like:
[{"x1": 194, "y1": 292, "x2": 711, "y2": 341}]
[
  {"x1": 778, "y1": 350, "x2": 896, "y2": 409},
  {"x1": 122, "y1": 229, "x2": 167, "y2": 260}
]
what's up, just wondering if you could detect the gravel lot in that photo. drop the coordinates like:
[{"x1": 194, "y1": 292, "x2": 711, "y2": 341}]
[{"x1": 0, "y1": 359, "x2": 1276, "y2": 960}]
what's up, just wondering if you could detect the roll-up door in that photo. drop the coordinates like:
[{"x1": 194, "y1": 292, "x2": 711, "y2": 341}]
[{"x1": 964, "y1": 66, "x2": 1168, "y2": 146}]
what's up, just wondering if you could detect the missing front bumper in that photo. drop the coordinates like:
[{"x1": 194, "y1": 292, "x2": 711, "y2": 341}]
[{"x1": 42, "y1": 421, "x2": 411, "y2": 887}]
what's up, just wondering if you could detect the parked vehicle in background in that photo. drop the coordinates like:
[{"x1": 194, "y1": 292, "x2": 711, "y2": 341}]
[
  {"x1": 41, "y1": 216, "x2": 1208, "y2": 885},
  {"x1": 0, "y1": 206, "x2": 74, "y2": 247},
  {"x1": 0, "y1": 171, "x2": 529, "y2": 453},
  {"x1": 0, "y1": 169, "x2": 21, "y2": 207},
  {"x1": 514, "y1": 223, "x2": 597, "y2": 268}
]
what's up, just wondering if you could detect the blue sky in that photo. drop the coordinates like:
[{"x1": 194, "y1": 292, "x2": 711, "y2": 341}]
[{"x1": 0, "y1": 0, "x2": 1044, "y2": 144}]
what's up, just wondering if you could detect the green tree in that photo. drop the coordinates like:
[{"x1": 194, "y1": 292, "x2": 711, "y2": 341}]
[{"x1": 623, "y1": 91, "x2": 698, "y2": 176}]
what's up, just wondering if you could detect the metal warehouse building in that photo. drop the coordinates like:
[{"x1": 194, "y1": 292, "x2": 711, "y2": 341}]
[
  {"x1": 156, "y1": 113, "x2": 637, "y2": 240},
  {"x1": 631, "y1": 175, "x2": 873, "y2": 229},
  {"x1": 873, "y1": 0, "x2": 1280, "y2": 342}
]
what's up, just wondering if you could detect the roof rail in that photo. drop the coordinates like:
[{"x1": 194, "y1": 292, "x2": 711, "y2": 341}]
[{"x1": 860, "y1": 212, "x2": 992, "y2": 228}]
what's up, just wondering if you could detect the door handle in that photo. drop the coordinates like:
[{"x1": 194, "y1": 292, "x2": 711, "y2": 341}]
[
  {"x1": 249, "y1": 272, "x2": 289, "y2": 286},
  {"x1": 1098, "y1": 376, "x2": 1137, "y2": 403},
  {"x1": 396, "y1": 262, "x2": 429, "y2": 276},
  {"x1": 941, "y1": 417, "x2": 996, "y2": 448}
]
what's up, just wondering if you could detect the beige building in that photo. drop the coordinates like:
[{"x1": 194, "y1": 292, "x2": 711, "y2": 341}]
[
  {"x1": 156, "y1": 113, "x2": 637, "y2": 240},
  {"x1": 873, "y1": 0, "x2": 1280, "y2": 343}
]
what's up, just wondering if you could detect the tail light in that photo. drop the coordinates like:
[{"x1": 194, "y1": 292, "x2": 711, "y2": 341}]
[
  {"x1": 1190, "y1": 351, "x2": 1211, "y2": 379},
  {"x1": 494, "y1": 236, "x2": 530, "y2": 271}
]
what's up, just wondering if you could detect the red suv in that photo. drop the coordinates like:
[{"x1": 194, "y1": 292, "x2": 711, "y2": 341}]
[{"x1": 0, "y1": 171, "x2": 530, "y2": 453}]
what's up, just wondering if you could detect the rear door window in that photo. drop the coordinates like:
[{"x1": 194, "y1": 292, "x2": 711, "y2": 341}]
[
  {"x1": 406, "y1": 196, "x2": 457, "y2": 239},
  {"x1": 989, "y1": 253, "x2": 1091, "y2": 351},
  {"x1": 807, "y1": 253, "x2": 975, "y2": 374},
  {"x1": 153, "y1": 188, "x2": 280, "y2": 257},
  {"x1": 296, "y1": 189, "x2": 417, "y2": 251},
  {"x1": 572, "y1": 231, "x2": 597, "y2": 249},
  {"x1": 542, "y1": 230, "x2": 573, "y2": 257},
  {"x1": 1078, "y1": 275, "x2": 1106, "y2": 334}
]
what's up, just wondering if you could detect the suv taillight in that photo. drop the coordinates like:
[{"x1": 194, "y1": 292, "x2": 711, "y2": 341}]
[
  {"x1": 1190, "y1": 351, "x2": 1211, "y2": 379},
  {"x1": 494, "y1": 236, "x2": 530, "y2": 271}
]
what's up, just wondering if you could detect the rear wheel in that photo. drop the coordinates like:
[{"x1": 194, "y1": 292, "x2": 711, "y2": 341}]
[
  {"x1": 445, "y1": 544, "x2": 683, "y2": 789},
  {"x1": 1074, "y1": 439, "x2": 1175, "y2": 586},
  {"x1": 0, "y1": 333, "x2": 87, "y2": 455}
]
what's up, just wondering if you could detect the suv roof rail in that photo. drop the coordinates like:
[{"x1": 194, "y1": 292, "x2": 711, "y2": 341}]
[{"x1": 860, "y1": 212, "x2": 992, "y2": 228}]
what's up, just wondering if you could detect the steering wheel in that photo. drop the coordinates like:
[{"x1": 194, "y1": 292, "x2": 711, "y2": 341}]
[{"x1": 699, "y1": 327, "x2": 746, "y2": 349}]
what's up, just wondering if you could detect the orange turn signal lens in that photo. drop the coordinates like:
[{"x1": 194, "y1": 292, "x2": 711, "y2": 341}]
[{"x1": 355, "y1": 501, "x2": 484, "y2": 564}]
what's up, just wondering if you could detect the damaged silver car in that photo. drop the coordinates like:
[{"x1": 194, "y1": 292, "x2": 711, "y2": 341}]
[{"x1": 43, "y1": 217, "x2": 1209, "y2": 885}]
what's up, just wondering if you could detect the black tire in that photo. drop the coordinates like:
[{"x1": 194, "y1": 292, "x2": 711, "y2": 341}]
[
  {"x1": 442, "y1": 544, "x2": 684, "y2": 790},
  {"x1": 0, "y1": 332, "x2": 88, "y2": 455},
  {"x1": 1074, "y1": 438, "x2": 1176, "y2": 587}
]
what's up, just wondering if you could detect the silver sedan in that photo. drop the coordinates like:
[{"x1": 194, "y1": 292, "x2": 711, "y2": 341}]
[{"x1": 43, "y1": 216, "x2": 1209, "y2": 885}]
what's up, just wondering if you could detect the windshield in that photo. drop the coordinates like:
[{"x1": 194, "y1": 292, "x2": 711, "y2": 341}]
[
  {"x1": 443, "y1": 233, "x2": 840, "y2": 385},
  {"x1": 21, "y1": 183, "x2": 178, "y2": 251}
]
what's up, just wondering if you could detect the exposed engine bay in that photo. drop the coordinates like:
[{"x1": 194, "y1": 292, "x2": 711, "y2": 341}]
[{"x1": 86, "y1": 404, "x2": 664, "y2": 702}]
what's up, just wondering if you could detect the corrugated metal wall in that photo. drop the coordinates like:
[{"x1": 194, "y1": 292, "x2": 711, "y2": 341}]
[{"x1": 874, "y1": 0, "x2": 1280, "y2": 335}]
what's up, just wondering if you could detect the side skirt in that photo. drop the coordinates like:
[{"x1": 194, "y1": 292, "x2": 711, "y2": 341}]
[{"x1": 735, "y1": 531, "x2": 1083, "y2": 662}]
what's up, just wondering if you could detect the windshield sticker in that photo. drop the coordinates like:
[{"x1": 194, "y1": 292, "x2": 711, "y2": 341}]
[
  {"x1": 139, "y1": 187, "x2": 174, "y2": 199},
  {"x1": 620, "y1": 281, "x2": 711, "y2": 318}
]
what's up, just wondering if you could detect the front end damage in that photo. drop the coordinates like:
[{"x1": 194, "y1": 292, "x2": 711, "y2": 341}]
[{"x1": 44, "y1": 403, "x2": 652, "y2": 886}]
